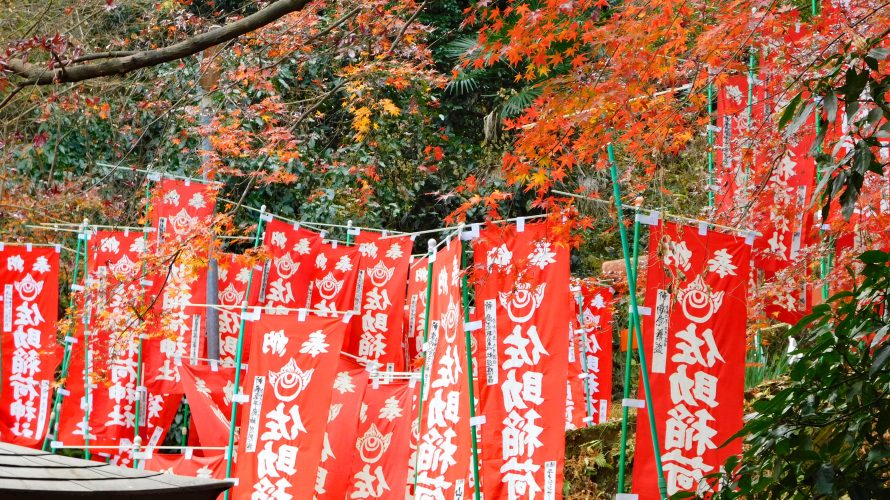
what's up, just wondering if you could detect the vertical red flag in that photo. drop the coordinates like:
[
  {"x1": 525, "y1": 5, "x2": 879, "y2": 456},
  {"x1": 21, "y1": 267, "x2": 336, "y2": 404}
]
[
  {"x1": 217, "y1": 253, "x2": 261, "y2": 363},
  {"x1": 0, "y1": 244, "x2": 60, "y2": 448},
  {"x1": 715, "y1": 74, "x2": 752, "y2": 213},
  {"x1": 632, "y1": 221, "x2": 750, "y2": 498},
  {"x1": 565, "y1": 301, "x2": 587, "y2": 430},
  {"x1": 405, "y1": 257, "x2": 429, "y2": 365},
  {"x1": 178, "y1": 363, "x2": 234, "y2": 447},
  {"x1": 316, "y1": 356, "x2": 370, "y2": 499},
  {"x1": 345, "y1": 379, "x2": 415, "y2": 500},
  {"x1": 233, "y1": 312, "x2": 348, "y2": 500},
  {"x1": 473, "y1": 222, "x2": 571, "y2": 499},
  {"x1": 307, "y1": 241, "x2": 361, "y2": 315},
  {"x1": 144, "y1": 451, "x2": 227, "y2": 479},
  {"x1": 580, "y1": 285, "x2": 614, "y2": 425},
  {"x1": 414, "y1": 238, "x2": 472, "y2": 497},
  {"x1": 56, "y1": 231, "x2": 148, "y2": 463},
  {"x1": 259, "y1": 219, "x2": 322, "y2": 313},
  {"x1": 145, "y1": 178, "x2": 217, "y2": 396},
  {"x1": 150, "y1": 177, "x2": 217, "y2": 245},
  {"x1": 346, "y1": 232, "x2": 413, "y2": 371}
]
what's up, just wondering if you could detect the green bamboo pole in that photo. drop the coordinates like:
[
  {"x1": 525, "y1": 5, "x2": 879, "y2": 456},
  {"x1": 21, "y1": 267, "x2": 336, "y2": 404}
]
[
  {"x1": 132, "y1": 179, "x2": 153, "y2": 468},
  {"x1": 573, "y1": 290, "x2": 595, "y2": 426},
  {"x1": 707, "y1": 82, "x2": 715, "y2": 209},
  {"x1": 81, "y1": 230, "x2": 92, "y2": 460},
  {"x1": 616, "y1": 218, "x2": 641, "y2": 492},
  {"x1": 223, "y1": 206, "x2": 267, "y2": 499},
  {"x1": 42, "y1": 221, "x2": 87, "y2": 452},
  {"x1": 412, "y1": 239, "x2": 437, "y2": 490},
  {"x1": 459, "y1": 238, "x2": 482, "y2": 500},
  {"x1": 608, "y1": 144, "x2": 668, "y2": 499},
  {"x1": 180, "y1": 402, "x2": 190, "y2": 447},
  {"x1": 346, "y1": 219, "x2": 354, "y2": 246}
]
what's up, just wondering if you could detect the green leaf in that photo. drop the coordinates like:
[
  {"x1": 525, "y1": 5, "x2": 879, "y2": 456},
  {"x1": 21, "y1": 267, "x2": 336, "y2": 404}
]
[
  {"x1": 868, "y1": 47, "x2": 890, "y2": 60},
  {"x1": 778, "y1": 92, "x2": 804, "y2": 130},
  {"x1": 859, "y1": 250, "x2": 888, "y2": 264},
  {"x1": 843, "y1": 67, "x2": 869, "y2": 104},
  {"x1": 870, "y1": 344, "x2": 890, "y2": 376},
  {"x1": 823, "y1": 92, "x2": 838, "y2": 123}
]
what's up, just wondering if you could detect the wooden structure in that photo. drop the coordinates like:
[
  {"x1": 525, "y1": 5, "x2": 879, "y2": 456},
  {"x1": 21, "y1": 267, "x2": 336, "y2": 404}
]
[{"x1": 0, "y1": 442, "x2": 232, "y2": 499}]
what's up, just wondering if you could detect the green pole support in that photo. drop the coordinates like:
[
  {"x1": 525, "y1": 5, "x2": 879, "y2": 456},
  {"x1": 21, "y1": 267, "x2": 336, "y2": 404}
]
[
  {"x1": 459, "y1": 237, "x2": 482, "y2": 500},
  {"x1": 82, "y1": 230, "x2": 92, "y2": 460},
  {"x1": 132, "y1": 178, "x2": 153, "y2": 468},
  {"x1": 412, "y1": 239, "x2": 437, "y2": 490},
  {"x1": 346, "y1": 220, "x2": 354, "y2": 246},
  {"x1": 746, "y1": 50, "x2": 755, "y2": 127},
  {"x1": 608, "y1": 144, "x2": 668, "y2": 499},
  {"x1": 707, "y1": 82, "x2": 715, "y2": 209},
  {"x1": 43, "y1": 221, "x2": 87, "y2": 452},
  {"x1": 223, "y1": 206, "x2": 267, "y2": 498},
  {"x1": 616, "y1": 218, "x2": 641, "y2": 492},
  {"x1": 180, "y1": 401, "x2": 190, "y2": 447},
  {"x1": 574, "y1": 291, "x2": 595, "y2": 426}
]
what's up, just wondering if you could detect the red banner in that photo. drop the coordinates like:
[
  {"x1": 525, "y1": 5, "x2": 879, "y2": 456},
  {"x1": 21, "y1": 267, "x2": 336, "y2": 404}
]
[
  {"x1": 260, "y1": 219, "x2": 322, "y2": 313},
  {"x1": 57, "y1": 231, "x2": 148, "y2": 463},
  {"x1": 150, "y1": 178, "x2": 217, "y2": 246},
  {"x1": 414, "y1": 238, "x2": 472, "y2": 497},
  {"x1": 233, "y1": 312, "x2": 348, "y2": 500},
  {"x1": 307, "y1": 241, "x2": 360, "y2": 315},
  {"x1": 565, "y1": 303, "x2": 587, "y2": 430},
  {"x1": 345, "y1": 232, "x2": 413, "y2": 371},
  {"x1": 405, "y1": 257, "x2": 429, "y2": 366},
  {"x1": 217, "y1": 253, "x2": 261, "y2": 363},
  {"x1": 473, "y1": 222, "x2": 570, "y2": 499},
  {"x1": 633, "y1": 221, "x2": 750, "y2": 498},
  {"x1": 0, "y1": 245, "x2": 60, "y2": 448},
  {"x1": 179, "y1": 363, "x2": 234, "y2": 447},
  {"x1": 316, "y1": 356, "x2": 370, "y2": 499},
  {"x1": 714, "y1": 74, "x2": 752, "y2": 213},
  {"x1": 144, "y1": 451, "x2": 227, "y2": 479},
  {"x1": 345, "y1": 379, "x2": 415, "y2": 500},
  {"x1": 142, "y1": 261, "x2": 208, "y2": 394},
  {"x1": 581, "y1": 285, "x2": 614, "y2": 425}
]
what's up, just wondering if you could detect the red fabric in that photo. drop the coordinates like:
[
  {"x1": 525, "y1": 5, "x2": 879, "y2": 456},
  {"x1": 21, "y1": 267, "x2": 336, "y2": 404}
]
[
  {"x1": 414, "y1": 239, "x2": 472, "y2": 496},
  {"x1": 632, "y1": 221, "x2": 750, "y2": 498},
  {"x1": 762, "y1": 268, "x2": 812, "y2": 325},
  {"x1": 345, "y1": 380, "x2": 415, "y2": 500},
  {"x1": 344, "y1": 233, "x2": 413, "y2": 372},
  {"x1": 404, "y1": 256, "x2": 429, "y2": 366},
  {"x1": 565, "y1": 300, "x2": 588, "y2": 430},
  {"x1": 57, "y1": 231, "x2": 147, "y2": 464},
  {"x1": 473, "y1": 222, "x2": 570, "y2": 499},
  {"x1": 217, "y1": 253, "x2": 261, "y2": 363},
  {"x1": 150, "y1": 178, "x2": 217, "y2": 245},
  {"x1": 316, "y1": 356, "x2": 370, "y2": 499},
  {"x1": 580, "y1": 285, "x2": 614, "y2": 425},
  {"x1": 178, "y1": 363, "x2": 234, "y2": 447},
  {"x1": 142, "y1": 263, "x2": 208, "y2": 393},
  {"x1": 232, "y1": 312, "x2": 347, "y2": 500},
  {"x1": 145, "y1": 178, "x2": 216, "y2": 393},
  {"x1": 259, "y1": 219, "x2": 322, "y2": 312},
  {"x1": 306, "y1": 242, "x2": 360, "y2": 315},
  {"x1": 714, "y1": 73, "x2": 752, "y2": 213},
  {"x1": 0, "y1": 245, "x2": 60, "y2": 448},
  {"x1": 143, "y1": 451, "x2": 227, "y2": 479}
]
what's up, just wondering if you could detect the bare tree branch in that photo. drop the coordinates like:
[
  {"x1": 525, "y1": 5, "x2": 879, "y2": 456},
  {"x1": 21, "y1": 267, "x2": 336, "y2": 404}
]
[{"x1": 3, "y1": 0, "x2": 314, "y2": 85}]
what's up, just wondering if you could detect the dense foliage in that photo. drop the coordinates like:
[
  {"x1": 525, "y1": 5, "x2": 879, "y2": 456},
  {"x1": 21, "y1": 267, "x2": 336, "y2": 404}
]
[{"x1": 711, "y1": 251, "x2": 890, "y2": 499}]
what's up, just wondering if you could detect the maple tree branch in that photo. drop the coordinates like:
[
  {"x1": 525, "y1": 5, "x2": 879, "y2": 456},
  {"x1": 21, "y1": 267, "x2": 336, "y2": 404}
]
[
  {"x1": 67, "y1": 51, "x2": 137, "y2": 65},
  {"x1": 4, "y1": 0, "x2": 314, "y2": 85},
  {"x1": 386, "y1": 1, "x2": 427, "y2": 57}
]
